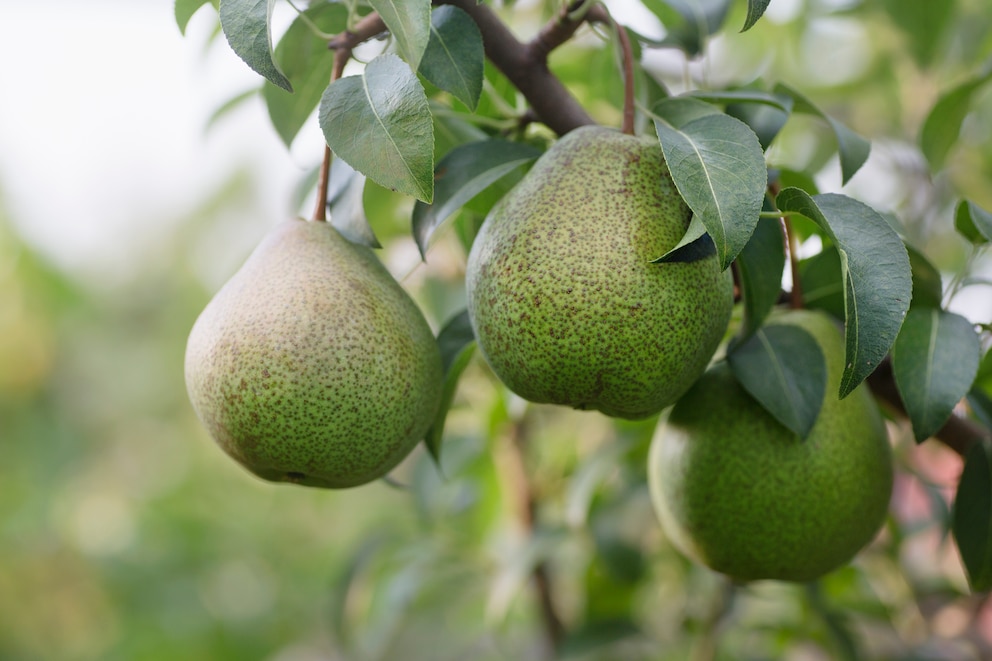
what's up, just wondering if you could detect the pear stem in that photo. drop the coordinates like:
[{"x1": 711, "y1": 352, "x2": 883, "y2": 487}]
[
  {"x1": 613, "y1": 16, "x2": 636, "y2": 135},
  {"x1": 313, "y1": 38, "x2": 354, "y2": 222}
]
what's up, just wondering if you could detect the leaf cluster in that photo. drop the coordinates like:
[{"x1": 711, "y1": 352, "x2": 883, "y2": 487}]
[{"x1": 187, "y1": 0, "x2": 992, "y2": 602}]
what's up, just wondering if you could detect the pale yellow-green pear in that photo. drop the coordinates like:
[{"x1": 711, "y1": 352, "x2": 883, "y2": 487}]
[{"x1": 185, "y1": 219, "x2": 442, "y2": 488}]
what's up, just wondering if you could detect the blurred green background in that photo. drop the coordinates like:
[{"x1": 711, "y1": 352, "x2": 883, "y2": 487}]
[{"x1": 3, "y1": 1, "x2": 992, "y2": 660}]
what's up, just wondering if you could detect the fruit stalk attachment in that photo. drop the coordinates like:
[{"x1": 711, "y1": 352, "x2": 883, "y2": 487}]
[{"x1": 312, "y1": 32, "x2": 357, "y2": 222}]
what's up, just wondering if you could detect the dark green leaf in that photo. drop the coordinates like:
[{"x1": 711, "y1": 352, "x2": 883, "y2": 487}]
[
  {"x1": 425, "y1": 311, "x2": 477, "y2": 464},
  {"x1": 907, "y1": 245, "x2": 943, "y2": 309},
  {"x1": 420, "y1": 6, "x2": 484, "y2": 110},
  {"x1": 653, "y1": 96, "x2": 722, "y2": 127},
  {"x1": 892, "y1": 308, "x2": 981, "y2": 442},
  {"x1": 219, "y1": 0, "x2": 292, "y2": 91},
  {"x1": 263, "y1": 3, "x2": 348, "y2": 147},
  {"x1": 742, "y1": 0, "x2": 772, "y2": 32},
  {"x1": 653, "y1": 109, "x2": 766, "y2": 269},
  {"x1": 687, "y1": 89, "x2": 793, "y2": 113},
  {"x1": 953, "y1": 440, "x2": 992, "y2": 592},
  {"x1": 737, "y1": 217, "x2": 786, "y2": 336},
  {"x1": 774, "y1": 83, "x2": 870, "y2": 184},
  {"x1": 651, "y1": 214, "x2": 716, "y2": 263},
  {"x1": 644, "y1": 0, "x2": 732, "y2": 56},
  {"x1": 882, "y1": 0, "x2": 955, "y2": 69},
  {"x1": 799, "y1": 246, "x2": 845, "y2": 320},
  {"x1": 320, "y1": 54, "x2": 435, "y2": 203},
  {"x1": 728, "y1": 324, "x2": 827, "y2": 439},
  {"x1": 176, "y1": 0, "x2": 214, "y2": 35},
  {"x1": 969, "y1": 388, "x2": 992, "y2": 429},
  {"x1": 776, "y1": 189, "x2": 912, "y2": 398},
  {"x1": 327, "y1": 158, "x2": 380, "y2": 249},
  {"x1": 369, "y1": 0, "x2": 431, "y2": 70},
  {"x1": 955, "y1": 200, "x2": 992, "y2": 244},
  {"x1": 921, "y1": 69, "x2": 992, "y2": 172},
  {"x1": 412, "y1": 140, "x2": 541, "y2": 257},
  {"x1": 727, "y1": 103, "x2": 790, "y2": 151}
]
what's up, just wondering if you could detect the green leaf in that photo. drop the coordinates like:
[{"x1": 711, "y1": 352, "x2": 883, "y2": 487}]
[
  {"x1": 686, "y1": 89, "x2": 792, "y2": 113},
  {"x1": 955, "y1": 200, "x2": 992, "y2": 245},
  {"x1": 653, "y1": 108, "x2": 767, "y2": 270},
  {"x1": 651, "y1": 214, "x2": 716, "y2": 263},
  {"x1": 369, "y1": 0, "x2": 431, "y2": 70},
  {"x1": 728, "y1": 325, "x2": 827, "y2": 439},
  {"x1": 424, "y1": 310, "x2": 477, "y2": 464},
  {"x1": 953, "y1": 440, "x2": 992, "y2": 592},
  {"x1": 921, "y1": 69, "x2": 992, "y2": 172},
  {"x1": 218, "y1": 0, "x2": 292, "y2": 91},
  {"x1": 176, "y1": 0, "x2": 214, "y2": 35},
  {"x1": 742, "y1": 0, "x2": 772, "y2": 32},
  {"x1": 892, "y1": 308, "x2": 981, "y2": 442},
  {"x1": 263, "y1": 3, "x2": 348, "y2": 147},
  {"x1": 644, "y1": 0, "x2": 732, "y2": 56},
  {"x1": 882, "y1": 0, "x2": 955, "y2": 69},
  {"x1": 327, "y1": 158, "x2": 380, "y2": 249},
  {"x1": 774, "y1": 83, "x2": 870, "y2": 184},
  {"x1": 420, "y1": 6, "x2": 484, "y2": 111},
  {"x1": 737, "y1": 217, "x2": 786, "y2": 336},
  {"x1": 907, "y1": 245, "x2": 943, "y2": 309},
  {"x1": 799, "y1": 246, "x2": 845, "y2": 320},
  {"x1": 776, "y1": 189, "x2": 912, "y2": 398},
  {"x1": 320, "y1": 54, "x2": 435, "y2": 203},
  {"x1": 412, "y1": 139, "x2": 541, "y2": 257}
]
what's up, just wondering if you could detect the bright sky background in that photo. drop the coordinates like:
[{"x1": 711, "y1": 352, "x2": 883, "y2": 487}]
[{"x1": 0, "y1": 1, "x2": 304, "y2": 283}]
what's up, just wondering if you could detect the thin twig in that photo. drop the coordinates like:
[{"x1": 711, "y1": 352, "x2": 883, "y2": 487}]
[
  {"x1": 313, "y1": 31, "x2": 358, "y2": 222},
  {"x1": 504, "y1": 416, "x2": 565, "y2": 657}
]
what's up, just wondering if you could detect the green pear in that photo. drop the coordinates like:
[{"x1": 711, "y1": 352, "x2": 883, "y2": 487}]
[
  {"x1": 648, "y1": 309, "x2": 893, "y2": 582},
  {"x1": 465, "y1": 125, "x2": 733, "y2": 419},
  {"x1": 184, "y1": 219, "x2": 443, "y2": 488}
]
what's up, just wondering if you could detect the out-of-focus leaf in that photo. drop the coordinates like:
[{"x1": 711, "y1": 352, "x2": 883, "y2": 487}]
[
  {"x1": 420, "y1": 5, "x2": 484, "y2": 110},
  {"x1": 176, "y1": 0, "x2": 215, "y2": 34},
  {"x1": 907, "y1": 245, "x2": 944, "y2": 309},
  {"x1": 653, "y1": 104, "x2": 766, "y2": 269},
  {"x1": 319, "y1": 54, "x2": 434, "y2": 203},
  {"x1": 369, "y1": 0, "x2": 431, "y2": 70},
  {"x1": 953, "y1": 440, "x2": 992, "y2": 592},
  {"x1": 219, "y1": 0, "x2": 292, "y2": 91},
  {"x1": 643, "y1": 0, "x2": 732, "y2": 56},
  {"x1": 799, "y1": 246, "x2": 845, "y2": 320},
  {"x1": 737, "y1": 216, "x2": 786, "y2": 336},
  {"x1": 412, "y1": 139, "x2": 541, "y2": 257},
  {"x1": 921, "y1": 69, "x2": 992, "y2": 172},
  {"x1": 728, "y1": 324, "x2": 827, "y2": 439},
  {"x1": 882, "y1": 0, "x2": 955, "y2": 68},
  {"x1": 955, "y1": 199, "x2": 992, "y2": 244},
  {"x1": 687, "y1": 89, "x2": 792, "y2": 113},
  {"x1": 424, "y1": 311, "x2": 477, "y2": 464},
  {"x1": 264, "y1": 3, "x2": 348, "y2": 147},
  {"x1": 327, "y1": 158, "x2": 380, "y2": 249},
  {"x1": 893, "y1": 308, "x2": 981, "y2": 442},
  {"x1": 205, "y1": 88, "x2": 258, "y2": 131},
  {"x1": 742, "y1": 0, "x2": 772, "y2": 32},
  {"x1": 774, "y1": 83, "x2": 870, "y2": 184},
  {"x1": 776, "y1": 189, "x2": 911, "y2": 397}
]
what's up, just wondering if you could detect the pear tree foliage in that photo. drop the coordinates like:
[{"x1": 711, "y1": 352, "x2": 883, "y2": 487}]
[{"x1": 186, "y1": 0, "x2": 992, "y2": 645}]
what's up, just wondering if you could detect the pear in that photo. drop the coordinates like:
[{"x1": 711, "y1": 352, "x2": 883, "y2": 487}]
[
  {"x1": 184, "y1": 219, "x2": 443, "y2": 488},
  {"x1": 465, "y1": 125, "x2": 733, "y2": 419},
  {"x1": 648, "y1": 309, "x2": 893, "y2": 582}
]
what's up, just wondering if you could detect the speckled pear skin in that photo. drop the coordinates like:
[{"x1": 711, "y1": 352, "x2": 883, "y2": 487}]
[
  {"x1": 465, "y1": 125, "x2": 733, "y2": 419},
  {"x1": 648, "y1": 310, "x2": 893, "y2": 582},
  {"x1": 184, "y1": 219, "x2": 443, "y2": 489}
]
